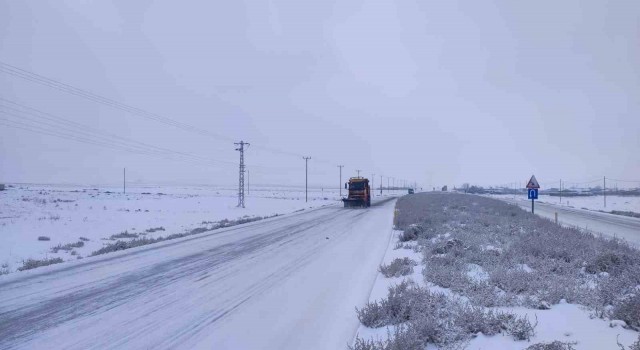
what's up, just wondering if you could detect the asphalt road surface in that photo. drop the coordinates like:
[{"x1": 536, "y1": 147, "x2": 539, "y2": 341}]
[{"x1": 0, "y1": 198, "x2": 397, "y2": 350}]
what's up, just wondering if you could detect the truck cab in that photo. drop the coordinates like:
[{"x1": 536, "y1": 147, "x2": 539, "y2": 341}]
[{"x1": 342, "y1": 177, "x2": 371, "y2": 208}]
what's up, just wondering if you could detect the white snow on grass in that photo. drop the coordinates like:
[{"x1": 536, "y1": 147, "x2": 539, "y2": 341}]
[
  {"x1": 468, "y1": 301, "x2": 639, "y2": 350},
  {"x1": 466, "y1": 263, "x2": 489, "y2": 283},
  {"x1": 353, "y1": 228, "x2": 640, "y2": 350},
  {"x1": 0, "y1": 183, "x2": 342, "y2": 273}
]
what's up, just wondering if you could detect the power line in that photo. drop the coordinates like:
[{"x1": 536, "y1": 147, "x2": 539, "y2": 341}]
[
  {"x1": 0, "y1": 100, "x2": 238, "y2": 166},
  {"x1": 0, "y1": 61, "x2": 309, "y2": 159},
  {"x1": 0, "y1": 62, "x2": 417, "y2": 186},
  {"x1": 0, "y1": 99, "x2": 302, "y2": 173},
  {"x1": 0, "y1": 110, "x2": 237, "y2": 167}
]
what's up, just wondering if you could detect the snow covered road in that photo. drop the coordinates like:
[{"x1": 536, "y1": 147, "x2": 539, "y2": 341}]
[
  {"x1": 500, "y1": 197, "x2": 640, "y2": 247},
  {"x1": 0, "y1": 198, "x2": 397, "y2": 350}
]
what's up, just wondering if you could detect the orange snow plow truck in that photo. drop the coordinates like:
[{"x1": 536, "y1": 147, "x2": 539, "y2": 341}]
[{"x1": 342, "y1": 177, "x2": 371, "y2": 208}]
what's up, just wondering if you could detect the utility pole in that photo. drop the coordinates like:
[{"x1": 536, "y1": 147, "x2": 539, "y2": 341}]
[
  {"x1": 559, "y1": 179, "x2": 562, "y2": 204},
  {"x1": 247, "y1": 169, "x2": 250, "y2": 195},
  {"x1": 123, "y1": 168, "x2": 126, "y2": 194},
  {"x1": 235, "y1": 141, "x2": 250, "y2": 208},
  {"x1": 392, "y1": 177, "x2": 395, "y2": 194},
  {"x1": 387, "y1": 177, "x2": 390, "y2": 194},
  {"x1": 380, "y1": 175, "x2": 383, "y2": 195},
  {"x1": 372, "y1": 174, "x2": 375, "y2": 197},
  {"x1": 303, "y1": 157, "x2": 311, "y2": 202},
  {"x1": 338, "y1": 165, "x2": 344, "y2": 197},
  {"x1": 604, "y1": 176, "x2": 606, "y2": 208},
  {"x1": 356, "y1": 169, "x2": 361, "y2": 178}
]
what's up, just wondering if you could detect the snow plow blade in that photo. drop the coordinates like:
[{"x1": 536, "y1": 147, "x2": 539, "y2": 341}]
[{"x1": 342, "y1": 198, "x2": 367, "y2": 208}]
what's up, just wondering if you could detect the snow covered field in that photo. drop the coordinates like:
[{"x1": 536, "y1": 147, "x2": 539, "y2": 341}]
[
  {"x1": 0, "y1": 183, "x2": 346, "y2": 273},
  {"x1": 488, "y1": 194, "x2": 640, "y2": 214}
]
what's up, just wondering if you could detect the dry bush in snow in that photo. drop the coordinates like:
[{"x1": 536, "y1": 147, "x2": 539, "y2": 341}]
[
  {"x1": 379, "y1": 258, "x2": 417, "y2": 278},
  {"x1": 611, "y1": 293, "x2": 640, "y2": 331},
  {"x1": 51, "y1": 241, "x2": 84, "y2": 253},
  {"x1": 354, "y1": 280, "x2": 534, "y2": 348},
  {"x1": 526, "y1": 341, "x2": 577, "y2": 350},
  {"x1": 17, "y1": 257, "x2": 63, "y2": 271},
  {"x1": 1, "y1": 262, "x2": 9, "y2": 275}
]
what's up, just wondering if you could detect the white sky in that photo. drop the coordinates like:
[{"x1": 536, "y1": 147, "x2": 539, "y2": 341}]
[{"x1": 1, "y1": 0, "x2": 638, "y2": 189}]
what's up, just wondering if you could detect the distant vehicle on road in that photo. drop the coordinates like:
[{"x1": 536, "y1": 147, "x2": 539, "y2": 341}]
[
  {"x1": 408, "y1": 188, "x2": 414, "y2": 194},
  {"x1": 343, "y1": 177, "x2": 371, "y2": 207}
]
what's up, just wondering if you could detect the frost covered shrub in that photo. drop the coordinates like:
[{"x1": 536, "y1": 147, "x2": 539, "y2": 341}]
[
  {"x1": 91, "y1": 237, "x2": 160, "y2": 256},
  {"x1": 424, "y1": 254, "x2": 468, "y2": 291},
  {"x1": 51, "y1": 241, "x2": 84, "y2": 253},
  {"x1": 399, "y1": 225, "x2": 420, "y2": 242},
  {"x1": 356, "y1": 300, "x2": 388, "y2": 328},
  {"x1": 356, "y1": 280, "x2": 416, "y2": 327},
  {"x1": 585, "y1": 252, "x2": 637, "y2": 276},
  {"x1": 611, "y1": 293, "x2": 640, "y2": 331},
  {"x1": 451, "y1": 304, "x2": 512, "y2": 336},
  {"x1": 489, "y1": 266, "x2": 536, "y2": 295},
  {"x1": 350, "y1": 325, "x2": 423, "y2": 350},
  {"x1": 525, "y1": 341, "x2": 576, "y2": 350},
  {"x1": 17, "y1": 257, "x2": 63, "y2": 271},
  {"x1": 355, "y1": 280, "x2": 534, "y2": 348},
  {"x1": 110, "y1": 231, "x2": 138, "y2": 239},
  {"x1": 505, "y1": 314, "x2": 537, "y2": 341},
  {"x1": 1, "y1": 263, "x2": 9, "y2": 275},
  {"x1": 379, "y1": 258, "x2": 417, "y2": 278}
]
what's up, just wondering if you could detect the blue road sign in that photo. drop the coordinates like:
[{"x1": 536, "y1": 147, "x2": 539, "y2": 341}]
[{"x1": 528, "y1": 188, "x2": 538, "y2": 200}]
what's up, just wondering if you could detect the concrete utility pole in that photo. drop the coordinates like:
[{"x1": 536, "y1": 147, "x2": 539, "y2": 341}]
[
  {"x1": 380, "y1": 175, "x2": 383, "y2": 195},
  {"x1": 387, "y1": 177, "x2": 390, "y2": 194},
  {"x1": 303, "y1": 157, "x2": 311, "y2": 202},
  {"x1": 559, "y1": 179, "x2": 562, "y2": 204},
  {"x1": 372, "y1": 174, "x2": 375, "y2": 197},
  {"x1": 604, "y1": 176, "x2": 606, "y2": 208},
  {"x1": 235, "y1": 141, "x2": 250, "y2": 208},
  {"x1": 123, "y1": 168, "x2": 126, "y2": 194},
  {"x1": 338, "y1": 165, "x2": 344, "y2": 197}
]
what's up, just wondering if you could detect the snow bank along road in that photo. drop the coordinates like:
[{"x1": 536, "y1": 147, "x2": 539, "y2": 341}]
[
  {"x1": 0, "y1": 198, "x2": 397, "y2": 350},
  {"x1": 500, "y1": 197, "x2": 640, "y2": 247}
]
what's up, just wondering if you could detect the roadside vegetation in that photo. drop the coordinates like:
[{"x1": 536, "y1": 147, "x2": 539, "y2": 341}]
[
  {"x1": 17, "y1": 257, "x2": 64, "y2": 271},
  {"x1": 353, "y1": 193, "x2": 640, "y2": 349},
  {"x1": 91, "y1": 214, "x2": 278, "y2": 256},
  {"x1": 609, "y1": 210, "x2": 640, "y2": 219}
]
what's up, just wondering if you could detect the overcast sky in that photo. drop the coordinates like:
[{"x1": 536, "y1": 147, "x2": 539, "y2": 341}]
[{"x1": 1, "y1": 0, "x2": 638, "y2": 189}]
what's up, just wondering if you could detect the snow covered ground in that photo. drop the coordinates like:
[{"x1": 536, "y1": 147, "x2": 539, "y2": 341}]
[
  {"x1": 353, "y1": 230, "x2": 640, "y2": 350},
  {"x1": 0, "y1": 183, "x2": 350, "y2": 273},
  {"x1": 488, "y1": 194, "x2": 640, "y2": 214}
]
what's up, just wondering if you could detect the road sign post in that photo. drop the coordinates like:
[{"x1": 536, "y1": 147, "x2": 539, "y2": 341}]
[
  {"x1": 527, "y1": 188, "x2": 539, "y2": 213},
  {"x1": 526, "y1": 175, "x2": 540, "y2": 214}
]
